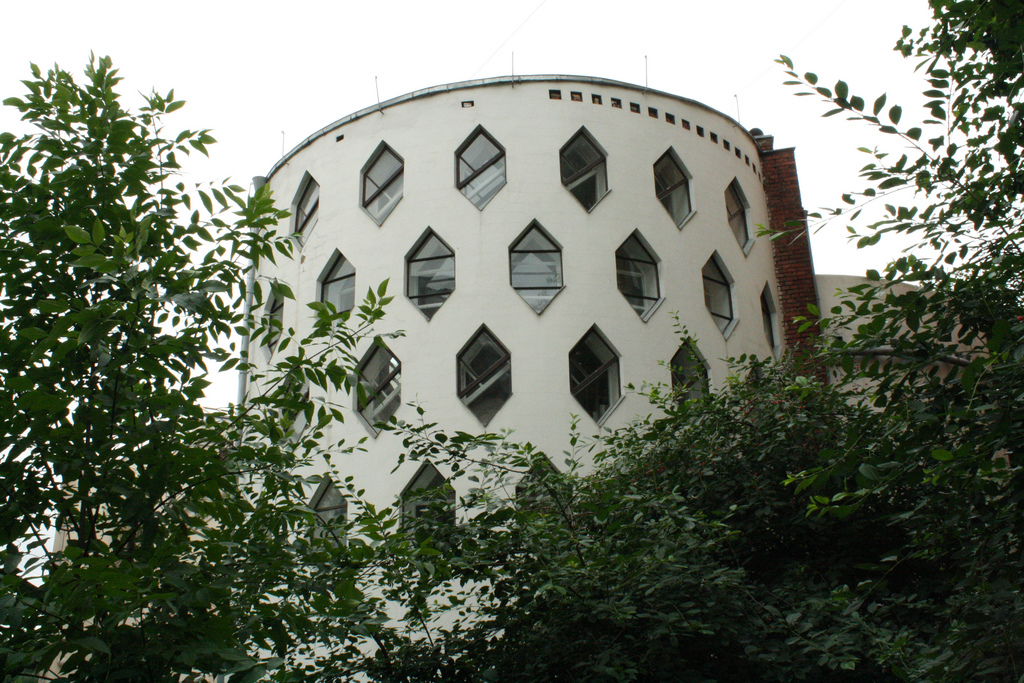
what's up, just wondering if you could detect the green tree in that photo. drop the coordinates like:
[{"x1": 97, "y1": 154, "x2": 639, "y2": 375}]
[
  {"x1": 775, "y1": 1, "x2": 1024, "y2": 678},
  {"x1": 355, "y1": 362, "x2": 946, "y2": 682},
  {"x1": 0, "y1": 57, "x2": 398, "y2": 681}
]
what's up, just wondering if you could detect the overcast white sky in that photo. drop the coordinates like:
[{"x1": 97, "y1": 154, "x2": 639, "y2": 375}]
[
  {"x1": 1, "y1": 0, "x2": 934, "y2": 402},
  {"x1": 2, "y1": 0, "x2": 933, "y2": 271}
]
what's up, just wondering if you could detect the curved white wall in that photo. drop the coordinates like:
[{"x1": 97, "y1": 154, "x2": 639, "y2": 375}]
[{"x1": 256, "y1": 76, "x2": 782, "y2": 509}]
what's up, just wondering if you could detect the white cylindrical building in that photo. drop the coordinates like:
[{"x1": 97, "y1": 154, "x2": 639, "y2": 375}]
[{"x1": 253, "y1": 75, "x2": 816, "y2": 516}]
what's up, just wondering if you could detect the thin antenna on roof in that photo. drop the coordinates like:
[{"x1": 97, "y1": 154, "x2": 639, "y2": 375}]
[
  {"x1": 281, "y1": 131, "x2": 285, "y2": 156},
  {"x1": 644, "y1": 56, "x2": 649, "y2": 92},
  {"x1": 375, "y1": 76, "x2": 384, "y2": 114},
  {"x1": 512, "y1": 52, "x2": 515, "y2": 86},
  {"x1": 734, "y1": 94, "x2": 742, "y2": 123}
]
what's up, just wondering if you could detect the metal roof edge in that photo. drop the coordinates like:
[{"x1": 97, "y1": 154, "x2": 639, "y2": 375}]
[{"x1": 266, "y1": 75, "x2": 755, "y2": 180}]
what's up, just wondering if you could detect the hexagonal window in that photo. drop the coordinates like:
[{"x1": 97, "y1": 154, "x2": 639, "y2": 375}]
[
  {"x1": 560, "y1": 127, "x2": 608, "y2": 211},
  {"x1": 406, "y1": 229, "x2": 455, "y2": 320},
  {"x1": 319, "y1": 252, "x2": 355, "y2": 313},
  {"x1": 725, "y1": 179, "x2": 751, "y2": 248},
  {"x1": 457, "y1": 326, "x2": 511, "y2": 426},
  {"x1": 569, "y1": 327, "x2": 620, "y2": 423},
  {"x1": 509, "y1": 221, "x2": 563, "y2": 314},
  {"x1": 456, "y1": 126, "x2": 506, "y2": 209},
  {"x1": 362, "y1": 142, "x2": 404, "y2": 225},
  {"x1": 354, "y1": 344, "x2": 401, "y2": 431},
  {"x1": 702, "y1": 254, "x2": 734, "y2": 336},
  {"x1": 616, "y1": 231, "x2": 660, "y2": 319},
  {"x1": 654, "y1": 150, "x2": 693, "y2": 228},
  {"x1": 670, "y1": 343, "x2": 709, "y2": 401}
]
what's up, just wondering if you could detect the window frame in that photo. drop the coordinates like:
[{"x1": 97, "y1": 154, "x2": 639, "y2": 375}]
[
  {"x1": 405, "y1": 229, "x2": 455, "y2": 320},
  {"x1": 319, "y1": 251, "x2": 356, "y2": 314},
  {"x1": 653, "y1": 149, "x2": 694, "y2": 228},
  {"x1": 264, "y1": 294, "x2": 284, "y2": 354},
  {"x1": 455, "y1": 126, "x2": 507, "y2": 209},
  {"x1": 457, "y1": 326, "x2": 512, "y2": 426},
  {"x1": 568, "y1": 326, "x2": 621, "y2": 424},
  {"x1": 725, "y1": 179, "x2": 752, "y2": 251},
  {"x1": 509, "y1": 221, "x2": 564, "y2": 314},
  {"x1": 760, "y1": 284, "x2": 779, "y2": 355},
  {"x1": 615, "y1": 231, "x2": 661, "y2": 320},
  {"x1": 361, "y1": 142, "x2": 404, "y2": 225},
  {"x1": 309, "y1": 478, "x2": 347, "y2": 543},
  {"x1": 670, "y1": 342, "x2": 710, "y2": 401},
  {"x1": 354, "y1": 343, "x2": 401, "y2": 432},
  {"x1": 401, "y1": 461, "x2": 456, "y2": 525},
  {"x1": 559, "y1": 127, "x2": 609, "y2": 212},
  {"x1": 292, "y1": 173, "x2": 320, "y2": 239},
  {"x1": 702, "y1": 254, "x2": 736, "y2": 338}
]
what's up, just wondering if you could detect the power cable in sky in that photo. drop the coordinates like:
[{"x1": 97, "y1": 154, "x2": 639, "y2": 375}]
[{"x1": 469, "y1": 0, "x2": 550, "y2": 79}]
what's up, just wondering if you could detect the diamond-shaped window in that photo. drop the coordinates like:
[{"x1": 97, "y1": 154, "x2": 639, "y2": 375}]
[
  {"x1": 616, "y1": 231, "x2": 660, "y2": 319},
  {"x1": 362, "y1": 143, "x2": 404, "y2": 225},
  {"x1": 653, "y1": 150, "x2": 693, "y2": 228},
  {"x1": 456, "y1": 127, "x2": 506, "y2": 209},
  {"x1": 509, "y1": 221, "x2": 563, "y2": 314},
  {"x1": 406, "y1": 229, "x2": 455, "y2": 320},
  {"x1": 560, "y1": 128, "x2": 608, "y2": 211},
  {"x1": 457, "y1": 326, "x2": 511, "y2": 426}
]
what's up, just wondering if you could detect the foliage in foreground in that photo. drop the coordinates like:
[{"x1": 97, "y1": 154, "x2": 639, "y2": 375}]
[
  {"x1": 361, "y1": 362, "x2": 961, "y2": 682},
  {"x1": 0, "y1": 57, "x2": 402, "y2": 681}
]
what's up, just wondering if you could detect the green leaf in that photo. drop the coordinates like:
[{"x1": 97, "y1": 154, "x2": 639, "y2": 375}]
[
  {"x1": 64, "y1": 225, "x2": 92, "y2": 244},
  {"x1": 858, "y1": 463, "x2": 880, "y2": 481},
  {"x1": 931, "y1": 449, "x2": 953, "y2": 461},
  {"x1": 873, "y1": 93, "x2": 887, "y2": 115},
  {"x1": 91, "y1": 218, "x2": 105, "y2": 244},
  {"x1": 888, "y1": 105, "x2": 902, "y2": 124}
]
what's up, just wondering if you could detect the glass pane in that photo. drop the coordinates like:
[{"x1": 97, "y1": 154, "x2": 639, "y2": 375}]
[
  {"x1": 462, "y1": 158, "x2": 506, "y2": 209},
  {"x1": 368, "y1": 174, "x2": 403, "y2": 221},
  {"x1": 703, "y1": 266, "x2": 732, "y2": 332},
  {"x1": 561, "y1": 135, "x2": 601, "y2": 181},
  {"x1": 671, "y1": 346, "x2": 708, "y2": 400},
  {"x1": 299, "y1": 180, "x2": 320, "y2": 216},
  {"x1": 511, "y1": 252, "x2": 561, "y2": 289},
  {"x1": 729, "y1": 212, "x2": 747, "y2": 244},
  {"x1": 519, "y1": 288, "x2": 560, "y2": 314},
  {"x1": 466, "y1": 364, "x2": 510, "y2": 425},
  {"x1": 413, "y1": 235, "x2": 453, "y2": 260},
  {"x1": 408, "y1": 242, "x2": 454, "y2": 319},
  {"x1": 569, "y1": 332, "x2": 619, "y2": 422},
  {"x1": 725, "y1": 183, "x2": 743, "y2": 215},
  {"x1": 761, "y1": 292, "x2": 776, "y2": 347},
  {"x1": 654, "y1": 156, "x2": 684, "y2": 194},
  {"x1": 408, "y1": 258, "x2": 455, "y2": 297},
  {"x1": 314, "y1": 481, "x2": 346, "y2": 522},
  {"x1": 513, "y1": 226, "x2": 557, "y2": 252},
  {"x1": 368, "y1": 149, "x2": 401, "y2": 186},
  {"x1": 459, "y1": 134, "x2": 500, "y2": 179},
  {"x1": 362, "y1": 348, "x2": 398, "y2": 386},
  {"x1": 726, "y1": 183, "x2": 747, "y2": 243},
  {"x1": 617, "y1": 235, "x2": 653, "y2": 263},
  {"x1": 460, "y1": 333, "x2": 505, "y2": 382},
  {"x1": 569, "y1": 333, "x2": 614, "y2": 384},
  {"x1": 328, "y1": 257, "x2": 356, "y2": 280},
  {"x1": 662, "y1": 183, "x2": 691, "y2": 224},
  {"x1": 324, "y1": 277, "x2": 355, "y2": 312}
]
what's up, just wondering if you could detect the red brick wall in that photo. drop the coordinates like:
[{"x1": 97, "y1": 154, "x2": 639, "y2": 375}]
[{"x1": 759, "y1": 144, "x2": 820, "y2": 352}]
